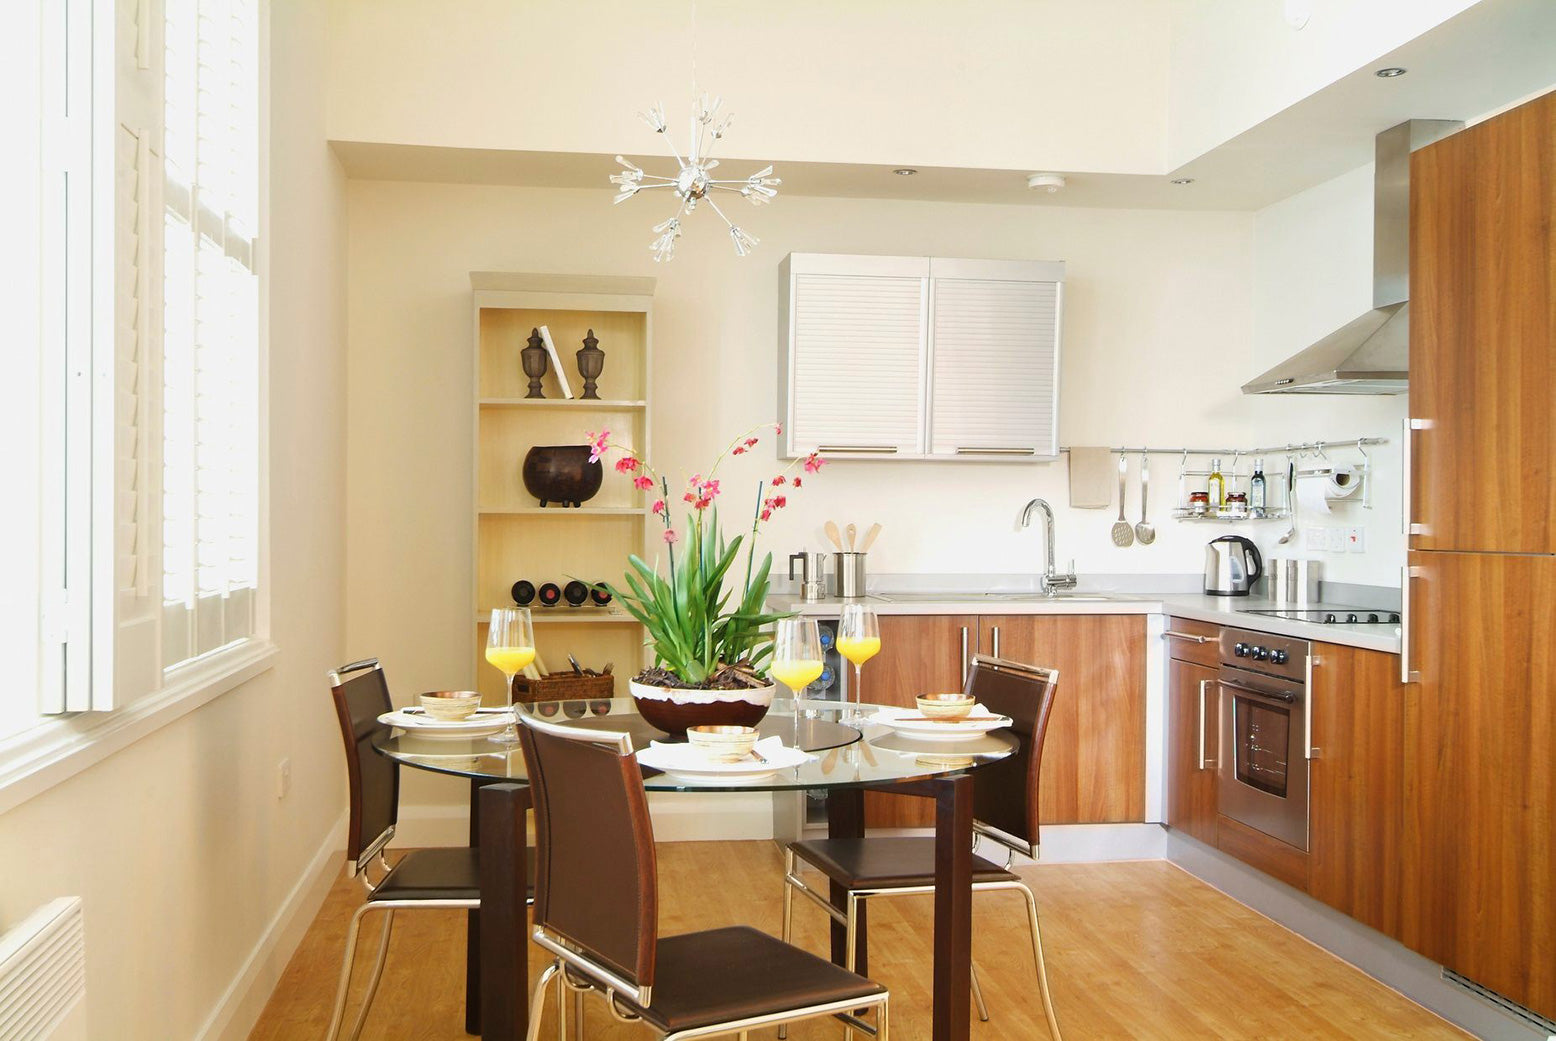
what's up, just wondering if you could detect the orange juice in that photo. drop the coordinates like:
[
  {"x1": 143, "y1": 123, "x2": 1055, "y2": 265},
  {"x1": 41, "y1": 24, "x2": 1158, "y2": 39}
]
[
  {"x1": 485, "y1": 646, "x2": 536, "y2": 675},
  {"x1": 836, "y1": 636, "x2": 881, "y2": 667},
  {"x1": 771, "y1": 658, "x2": 824, "y2": 691}
]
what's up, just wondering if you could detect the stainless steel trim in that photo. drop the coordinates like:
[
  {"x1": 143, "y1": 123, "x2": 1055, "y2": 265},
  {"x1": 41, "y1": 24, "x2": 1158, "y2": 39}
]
[
  {"x1": 1163, "y1": 630, "x2": 1212, "y2": 644},
  {"x1": 954, "y1": 447, "x2": 1035, "y2": 455},
  {"x1": 1220, "y1": 678, "x2": 1297, "y2": 704},
  {"x1": 1305, "y1": 653, "x2": 1317, "y2": 761},
  {"x1": 1406, "y1": 418, "x2": 1432, "y2": 536},
  {"x1": 991, "y1": 625, "x2": 1000, "y2": 659},
  {"x1": 1400, "y1": 563, "x2": 1420, "y2": 683},
  {"x1": 517, "y1": 712, "x2": 635, "y2": 754},
  {"x1": 1196, "y1": 679, "x2": 1215, "y2": 770},
  {"x1": 959, "y1": 627, "x2": 969, "y2": 685},
  {"x1": 531, "y1": 928, "x2": 650, "y2": 1009},
  {"x1": 817, "y1": 445, "x2": 900, "y2": 454},
  {"x1": 354, "y1": 825, "x2": 395, "y2": 875},
  {"x1": 328, "y1": 657, "x2": 381, "y2": 687}
]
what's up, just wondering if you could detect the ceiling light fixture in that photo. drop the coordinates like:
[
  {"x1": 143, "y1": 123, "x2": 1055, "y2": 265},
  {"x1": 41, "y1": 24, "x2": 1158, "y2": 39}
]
[
  {"x1": 893, "y1": 168, "x2": 918, "y2": 176},
  {"x1": 1170, "y1": 177, "x2": 1195, "y2": 186},
  {"x1": 1027, "y1": 173, "x2": 1066, "y2": 193},
  {"x1": 1375, "y1": 66, "x2": 1407, "y2": 78}
]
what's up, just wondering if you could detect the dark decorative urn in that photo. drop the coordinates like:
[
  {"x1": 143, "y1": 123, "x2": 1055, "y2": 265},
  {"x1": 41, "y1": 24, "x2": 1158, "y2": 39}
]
[
  {"x1": 575, "y1": 329, "x2": 605, "y2": 400},
  {"x1": 521, "y1": 445, "x2": 603, "y2": 508},
  {"x1": 521, "y1": 327, "x2": 548, "y2": 399}
]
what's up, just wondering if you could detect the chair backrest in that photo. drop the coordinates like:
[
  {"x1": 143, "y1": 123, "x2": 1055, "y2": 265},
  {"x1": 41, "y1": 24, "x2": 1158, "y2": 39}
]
[
  {"x1": 963, "y1": 654, "x2": 1060, "y2": 857},
  {"x1": 328, "y1": 658, "x2": 399, "y2": 868},
  {"x1": 518, "y1": 714, "x2": 658, "y2": 996}
]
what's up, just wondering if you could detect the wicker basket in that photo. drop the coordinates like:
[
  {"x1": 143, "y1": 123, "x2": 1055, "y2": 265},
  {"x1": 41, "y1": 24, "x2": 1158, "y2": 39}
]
[{"x1": 511, "y1": 672, "x2": 616, "y2": 704}]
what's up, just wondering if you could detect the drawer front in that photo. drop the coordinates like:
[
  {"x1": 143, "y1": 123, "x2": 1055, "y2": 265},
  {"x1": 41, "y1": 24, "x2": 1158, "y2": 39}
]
[{"x1": 1164, "y1": 617, "x2": 1220, "y2": 667}]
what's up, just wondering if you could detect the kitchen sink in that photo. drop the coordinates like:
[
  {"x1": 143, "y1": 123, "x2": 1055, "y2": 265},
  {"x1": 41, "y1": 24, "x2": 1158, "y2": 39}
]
[
  {"x1": 873, "y1": 591, "x2": 1124, "y2": 603},
  {"x1": 981, "y1": 592, "x2": 1120, "y2": 602}
]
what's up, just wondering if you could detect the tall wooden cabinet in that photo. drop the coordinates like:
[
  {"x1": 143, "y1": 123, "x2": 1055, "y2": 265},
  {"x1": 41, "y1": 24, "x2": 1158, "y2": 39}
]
[
  {"x1": 1405, "y1": 88, "x2": 1556, "y2": 1020},
  {"x1": 1164, "y1": 619, "x2": 1220, "y2": 846},
  {"x1": 860, "y1": 613, "x2": 1147, "y2": 829}
]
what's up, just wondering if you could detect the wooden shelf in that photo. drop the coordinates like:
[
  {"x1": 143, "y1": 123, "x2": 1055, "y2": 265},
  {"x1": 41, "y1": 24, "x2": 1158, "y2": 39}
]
[
  {"x1": 478, "y1": 506, "x2": 647, "y2": 517},
  {"x1": 476, "y1": 609, "x2": 638, "y2": 625},
  {"x1": 479, "y1": 398, "x2": 647, "y2": 410}
]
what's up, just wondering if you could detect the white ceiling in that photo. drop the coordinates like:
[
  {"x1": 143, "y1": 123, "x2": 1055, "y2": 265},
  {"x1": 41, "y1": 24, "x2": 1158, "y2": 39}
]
[{"x1": 331, "y1": 0, "x2": 1556, "y2": 212}]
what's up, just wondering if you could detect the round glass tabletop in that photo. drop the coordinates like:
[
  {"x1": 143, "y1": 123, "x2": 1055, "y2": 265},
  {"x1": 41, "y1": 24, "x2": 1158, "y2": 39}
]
[{"x1": 372, "y1": 697, "x2": 1019, "y2": 793}]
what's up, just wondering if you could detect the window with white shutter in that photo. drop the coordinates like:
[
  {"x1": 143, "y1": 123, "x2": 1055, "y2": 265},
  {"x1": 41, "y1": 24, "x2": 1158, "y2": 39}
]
[{"x1": 159, "y1": 0, "x2": 260, "y2": 672}]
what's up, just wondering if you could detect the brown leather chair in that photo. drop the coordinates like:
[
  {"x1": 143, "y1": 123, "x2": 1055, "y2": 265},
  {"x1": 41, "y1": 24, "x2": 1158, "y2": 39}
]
[
  {"x1": 325, "y1": 658, "x2": 531, "y2": 1041},
  {"x1": 781, "y1": 654, "x2": 1064, "y2": 1041},
  {"x1": 517, "y1": 712, "x2": 890, "y2": 1040}
]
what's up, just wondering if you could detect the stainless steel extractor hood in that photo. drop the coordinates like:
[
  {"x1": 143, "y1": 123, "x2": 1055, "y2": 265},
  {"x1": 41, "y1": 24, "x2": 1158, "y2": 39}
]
[{"x1": 1243, "y1": 119, "x2": 1462, "y2": 395}]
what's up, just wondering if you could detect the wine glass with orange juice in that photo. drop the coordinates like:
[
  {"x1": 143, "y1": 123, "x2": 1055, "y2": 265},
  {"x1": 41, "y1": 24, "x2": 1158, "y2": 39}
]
[
  {"x1": 772, "y1": 618, "x2": 824, "y2": 706},
  {"x1": 837, "y1": 603, "x2": 881, "y2": 723},
  {"x1": 486, "y1": 607, "x2": 535, "y2": 745}
]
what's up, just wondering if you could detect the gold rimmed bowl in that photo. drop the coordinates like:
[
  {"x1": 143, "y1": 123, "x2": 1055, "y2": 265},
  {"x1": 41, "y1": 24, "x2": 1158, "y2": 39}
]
[
  {"x1": 915, "y1": 692, "x2": 976, "y2": 721},
  {"x1": 418, "y1": 690, "x2": 483, "y2": 722},
  {"x1": 687, "y1": 724, "x2": 759, "y2": 763}
]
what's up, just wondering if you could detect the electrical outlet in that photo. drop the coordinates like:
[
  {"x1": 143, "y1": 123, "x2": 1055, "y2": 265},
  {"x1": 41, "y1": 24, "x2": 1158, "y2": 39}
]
[
  {"x1": 277, "y1": 758, "x2": 291, "y2": 800},
  {"x1": 1342, "y1": 527, "x2": 1366, "y2": 553},
  {"x1": 1303, "y1": 527, "x2": 1330, "y2": 552}
]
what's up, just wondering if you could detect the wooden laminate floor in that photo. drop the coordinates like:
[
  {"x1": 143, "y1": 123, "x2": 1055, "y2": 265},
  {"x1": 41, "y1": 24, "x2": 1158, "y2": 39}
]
[{"x1": 250, "y1": 841, "x2": 1468, "y2": 1041}]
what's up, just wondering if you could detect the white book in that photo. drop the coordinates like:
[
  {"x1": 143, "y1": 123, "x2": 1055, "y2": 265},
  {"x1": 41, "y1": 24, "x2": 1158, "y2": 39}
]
[{"x1": 537, "y1": 325, "x2": 574, "y2": 398}]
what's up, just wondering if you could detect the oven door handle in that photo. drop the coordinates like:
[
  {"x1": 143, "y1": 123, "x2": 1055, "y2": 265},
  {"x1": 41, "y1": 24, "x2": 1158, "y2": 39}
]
[{"x1": 1219, "y1": 678, "x2": 1298, "y2": 704}]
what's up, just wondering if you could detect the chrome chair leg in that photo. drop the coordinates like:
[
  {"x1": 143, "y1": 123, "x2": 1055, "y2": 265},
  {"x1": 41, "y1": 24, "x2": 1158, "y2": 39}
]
[
  {"x1": 843, "y1": 894, "x2": 860, "y2": 1041},
  {"x1": 526, "y1": 961, "x2": 561, "y2": 1041},
  {"x1": 324, "y1": 903, "x2": 373, "y2": 1041},
  {"x1": 556, "y1": 961, "x2": 566, "y2": 1041},
  {"x1": 345, "y1": 908, "x2": 395, "y2": 1040},
  {"x1": 573, "y1": 988, "x2": 585, "y2": 1041},
  {"x1": 779, "y1": 850, "x2": 795, "y2": 1041},
  {"x1": 969, "y1": 960, "x2": 990, "y2": 1023},
  {"x1": 878, "y1": 997, "x2": 889, "y2": 1041},
  {"x1": 1019, "y1": 883, "x2": 1063, "y2": 1041}
]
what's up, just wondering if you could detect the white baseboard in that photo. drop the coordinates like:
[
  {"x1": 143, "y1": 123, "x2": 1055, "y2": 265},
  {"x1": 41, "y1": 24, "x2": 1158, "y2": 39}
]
[
  {"x1": 193, "y1": 811, "x2": 346, "y2": 1041},
  {"x1": 1167, "y1": 831, "x2": 1551, "y2": 1041}
]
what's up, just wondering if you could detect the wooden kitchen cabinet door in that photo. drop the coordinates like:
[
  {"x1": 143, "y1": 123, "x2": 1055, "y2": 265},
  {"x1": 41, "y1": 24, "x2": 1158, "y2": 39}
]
[
  {"x1": 1410, "y1": 90, "x2": 1556, "y2": 554},
  {"x1": 1402, "y1": 551, "x2": 1556, "y2": 1019},
  {"x1": 1166, "y1": 657, "x2": 1219, "y2": 845},
  {"x1": 862, "y1": 614, "x2": 978, "y2": 829},
  {"x1": 983, "y1": 615, "x2": 1147, "y2": 823},
  {"x1": 1308, "y1": 643, "x2": 1407, "y2": 941}
]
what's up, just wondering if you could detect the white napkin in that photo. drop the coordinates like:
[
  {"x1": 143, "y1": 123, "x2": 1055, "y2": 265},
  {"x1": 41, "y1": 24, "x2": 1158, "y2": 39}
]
[{"x1": 645, "y1": 735, "x2": 791, "y2": 767}]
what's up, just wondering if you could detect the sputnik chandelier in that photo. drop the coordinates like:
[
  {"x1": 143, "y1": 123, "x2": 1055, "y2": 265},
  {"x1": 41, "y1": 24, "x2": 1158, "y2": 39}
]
[{"x1": 610, "y1": 93, "x2": 780, "y2": 262}]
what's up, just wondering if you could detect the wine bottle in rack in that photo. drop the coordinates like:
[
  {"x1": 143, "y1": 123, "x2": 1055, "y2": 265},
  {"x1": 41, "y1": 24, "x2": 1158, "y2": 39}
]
[
  {"x1": 511, "y1": 580, "x2": 536, "y2": 606},
  {"x1": 590, "y1": 583, "x2": 613, "y2": 607},
  {"x1": 562, "y1": 580, "x2": 590, "y2": 607},
  {"x1": 537, "y1": 582, "x2": 562, "y2": 607}
]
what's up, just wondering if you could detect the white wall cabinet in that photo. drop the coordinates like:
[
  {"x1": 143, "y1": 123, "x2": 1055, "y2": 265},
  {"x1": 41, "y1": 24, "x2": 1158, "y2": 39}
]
[{"x1": 779, "y1": 253, "x2": 1063, "y2": 461}]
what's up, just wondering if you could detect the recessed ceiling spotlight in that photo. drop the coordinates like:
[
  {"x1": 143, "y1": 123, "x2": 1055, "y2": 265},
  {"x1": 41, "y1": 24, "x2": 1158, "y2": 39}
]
[
  {"x1": 1027, "y1": 173, "x2": 1066, "y2": 193},
  {"x1": 1375, "y1": 66, "x2": 1407, "y2": 78},
  {"x1": 893, "y1": 168, "x2": 918, "y2": 176},
  {"x1": 1170, "y1": 177, "x2": 1195, "y2": 186}
]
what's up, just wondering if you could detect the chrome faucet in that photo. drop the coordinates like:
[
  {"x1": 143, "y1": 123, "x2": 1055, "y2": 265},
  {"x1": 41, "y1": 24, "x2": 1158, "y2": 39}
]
[{"x1": 1020, "y1": 498, "x2": 1078, "y2": 594}]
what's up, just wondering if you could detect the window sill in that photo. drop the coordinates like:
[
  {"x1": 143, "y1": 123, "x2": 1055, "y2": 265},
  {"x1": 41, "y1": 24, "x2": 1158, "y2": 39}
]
[{"x1": 0, "y1": 640, "x2": 278, "y2": 816}]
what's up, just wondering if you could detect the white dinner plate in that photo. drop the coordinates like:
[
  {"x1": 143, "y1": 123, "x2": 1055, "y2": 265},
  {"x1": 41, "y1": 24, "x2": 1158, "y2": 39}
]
[
  {"x1": 378, "y1": 707, "x2": 514, "y2": 741},
  {"x1": 869, "y1": 705, "x2": 1013, "y2": 743},
  {"x1": 636, "y1": 738, "x2": 811, "y2": 783}
]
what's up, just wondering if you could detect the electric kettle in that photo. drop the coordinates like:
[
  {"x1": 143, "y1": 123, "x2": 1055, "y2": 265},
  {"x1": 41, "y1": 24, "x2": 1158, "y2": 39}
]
[{"x1": 1204, "y1": 535, "x2": 1263, "y2": 597}]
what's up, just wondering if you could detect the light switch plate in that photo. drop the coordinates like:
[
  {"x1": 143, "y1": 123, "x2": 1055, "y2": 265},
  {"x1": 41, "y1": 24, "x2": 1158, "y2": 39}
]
[
  {"x1": 1342, "y1": 527, "x2": 1366, "y2": 553},
  {"x1": 1303, "y1": 527, "x2": 1330, "y2": 551}
]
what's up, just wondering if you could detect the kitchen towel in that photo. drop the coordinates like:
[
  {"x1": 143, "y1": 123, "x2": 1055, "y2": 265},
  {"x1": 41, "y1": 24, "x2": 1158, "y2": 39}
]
[
  {"x1": 1068, "y1": 447, "x2": 1114, "y2": 509},
  {"x1": 1295, "y1": 472, "x2": 1333, "y2": 515}
]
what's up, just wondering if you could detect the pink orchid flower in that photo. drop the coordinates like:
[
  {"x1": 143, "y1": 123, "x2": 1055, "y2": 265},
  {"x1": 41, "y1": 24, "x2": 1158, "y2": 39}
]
[{"x1": 663, "y1": 528, "x2": 679, "y2": 545}]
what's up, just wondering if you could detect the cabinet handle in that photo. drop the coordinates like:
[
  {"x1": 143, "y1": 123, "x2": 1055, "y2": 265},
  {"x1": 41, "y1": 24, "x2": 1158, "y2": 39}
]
[
  {"x1": 1197, "y1": 679, "x2": 1216, "y2": 770},
  {"x1": 960, "y1": 626, "x2": 970, "y2": 686},
  {"x1": 1404, "y1": 418, "x2": 1431, "y2": 537},
  {"x1": 1400, "y1": 563, "x2": 1420, "y2": 684},
  {"x1": 954, "y1": 446, "x2": 1036, "y2": 456},
  {"x1": 817, "y1": 445, "x2": 899, "y2": 454},
  {"x1": 990, "y1": 625, "x2": 1001, "y2": 659},
  {"x1": 1163, "y1": 630, "x2": 1213, "y2": 644}
]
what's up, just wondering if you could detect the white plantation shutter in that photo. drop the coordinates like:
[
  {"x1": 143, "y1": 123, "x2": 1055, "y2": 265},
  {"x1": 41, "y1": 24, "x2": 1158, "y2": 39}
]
[
  {"x1": 160, "y1": 0, "x2": 259, "y2": 669},
  {"x1": 786, "y1": 258, "x2": 930, "y2": 455},
  {"x1": 928, "y1": 275, "x2": 1062, "y2": 457}
]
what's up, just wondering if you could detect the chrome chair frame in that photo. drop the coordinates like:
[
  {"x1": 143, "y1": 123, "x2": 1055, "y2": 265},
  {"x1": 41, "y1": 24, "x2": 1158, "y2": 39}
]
[
  {"x1": 779, "y1": 655, "x2": 1063, "y2": 1041},
  {"x1": 518, "y1": 714, "x2": 891, "y2": 1041}
]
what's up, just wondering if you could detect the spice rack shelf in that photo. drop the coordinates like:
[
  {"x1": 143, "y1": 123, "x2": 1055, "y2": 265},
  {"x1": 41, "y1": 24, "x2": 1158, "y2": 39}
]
[{"x1": 1170, "y1": 508, "x2": 1293, "y2": 523}]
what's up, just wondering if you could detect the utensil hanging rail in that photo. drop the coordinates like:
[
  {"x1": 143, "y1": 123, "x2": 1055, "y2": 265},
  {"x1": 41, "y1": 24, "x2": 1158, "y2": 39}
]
[{"x1": 1059, "y1": 437, "x2": 1387, "y2": 457}]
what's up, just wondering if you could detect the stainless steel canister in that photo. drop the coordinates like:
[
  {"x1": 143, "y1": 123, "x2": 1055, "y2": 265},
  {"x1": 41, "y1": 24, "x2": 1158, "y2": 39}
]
[
  {"x1": 1270, "y1": 558, "x2": 1322, "y2": 604},
  {"x1": 788, "y1": 551, "x2": 830, "y2": 602},
  {"x1": 831, "y1": 552, "x2": 868, "y2": 599}
]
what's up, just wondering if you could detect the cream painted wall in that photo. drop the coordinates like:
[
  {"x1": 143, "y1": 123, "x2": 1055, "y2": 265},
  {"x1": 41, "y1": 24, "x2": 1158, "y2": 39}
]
[
  {"x1": 325, "y1": 0, "x2": 1171, "y2": 173},
  {"x1": 0, "y1": 2, "x2": 348, "y2": 1038},
  {"x1": 1167, "y1": 0, "x2": 1480, "y2": 167},
  {"x1": 343, "y1": 181, "x2": 1405, "y2": 735}
]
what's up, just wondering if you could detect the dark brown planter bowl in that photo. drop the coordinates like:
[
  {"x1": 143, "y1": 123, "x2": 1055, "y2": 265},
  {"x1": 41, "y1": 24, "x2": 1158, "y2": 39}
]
[
  {"x1": 522, "y1": 445, "x2": 603, "y2": 508},
  {"x1": 629, "y1": 682, "x2": 776, "y2": 736}
]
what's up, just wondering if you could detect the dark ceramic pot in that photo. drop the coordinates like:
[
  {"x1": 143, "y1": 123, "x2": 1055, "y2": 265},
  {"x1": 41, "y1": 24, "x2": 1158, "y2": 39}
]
[
  {"x1": 629, "y1": 680, "x2": 776, "y2": 736},
  {"x1": 522, "y1": 445, "x2": 603, "y2": 508}
]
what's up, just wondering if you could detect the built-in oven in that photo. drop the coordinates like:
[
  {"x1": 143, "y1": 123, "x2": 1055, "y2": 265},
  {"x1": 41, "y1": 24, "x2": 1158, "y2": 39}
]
[{"x1": 1217, "y1": 627, "x2": 1310, "y2": 851}]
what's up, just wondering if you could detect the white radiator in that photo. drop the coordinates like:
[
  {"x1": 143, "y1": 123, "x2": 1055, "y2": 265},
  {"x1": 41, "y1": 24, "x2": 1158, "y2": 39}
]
[{"x1": 0, "y1": 899, "x2": 86, "y2": 1041}]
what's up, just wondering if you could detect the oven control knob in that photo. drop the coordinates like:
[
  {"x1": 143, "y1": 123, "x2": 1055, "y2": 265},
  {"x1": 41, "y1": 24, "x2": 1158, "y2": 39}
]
[
  {"x1": 1324, "y1": 613, "x2": 1338, "y2": 623},
  {"x1": 1271, "y1": 649, "x2": 1288, "y2": 665},
  {"x1": 1252, "y1": 646, "x2": 1269, "y2": 661},
  {"x1": 1388, "y1": 612, "x2": 1401, "y2": 623},
  {"x1": 1346, "y1": 613, "x2": 1360, "y2": 623},
  {"x1": 1234, "y1": 642, "x2": 1249, "y2": 657}
]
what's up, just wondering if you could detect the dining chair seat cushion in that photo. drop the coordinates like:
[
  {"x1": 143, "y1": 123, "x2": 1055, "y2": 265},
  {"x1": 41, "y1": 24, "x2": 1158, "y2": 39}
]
[
  {"x1": 628, "y1": 925, "x2": 885, "y2": 1032},
  {"x1": 790, "y1": 837, "x2": 1018, "y2": 891},
  {"x1": 369, "y1": 847, "x2": 530, "y2": 903}
]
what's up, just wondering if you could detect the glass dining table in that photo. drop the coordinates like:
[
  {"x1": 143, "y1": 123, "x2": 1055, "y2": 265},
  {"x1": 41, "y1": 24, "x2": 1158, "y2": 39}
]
[{"x1": 374, "y1": 697, "x2": 1019, "y2": 1041}]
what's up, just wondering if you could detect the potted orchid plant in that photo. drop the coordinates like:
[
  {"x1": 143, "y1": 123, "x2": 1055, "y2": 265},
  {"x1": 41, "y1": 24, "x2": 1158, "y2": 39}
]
[{"x1": 585, "y1": 423, "x2": 826, "y2": 733}]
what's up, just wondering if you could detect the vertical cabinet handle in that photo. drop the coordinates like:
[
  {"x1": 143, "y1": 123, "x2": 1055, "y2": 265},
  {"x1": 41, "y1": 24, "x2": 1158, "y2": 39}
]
[
  {"x1": 1400, "y1": 563, "x2": 1420, "y2": 683},
  {"x1": 1405, "y1": 418, "x2": 1431, "y2": 537},
  {"x1": 960, "y1": 626, "x2": 970, "y2": 686},
  {"x1": 1197, "y1": 679, "x2": 1216, "y2": 770},
  {"x1": 990, "y1": 625, "x2": 1001, "y2": 659}
]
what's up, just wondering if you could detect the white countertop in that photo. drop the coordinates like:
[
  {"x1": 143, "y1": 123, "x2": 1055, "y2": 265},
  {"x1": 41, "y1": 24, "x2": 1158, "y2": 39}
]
[{"x1": 768, "y1": 591, "x2": 1402, "y2": 655}]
